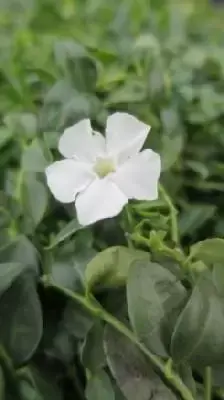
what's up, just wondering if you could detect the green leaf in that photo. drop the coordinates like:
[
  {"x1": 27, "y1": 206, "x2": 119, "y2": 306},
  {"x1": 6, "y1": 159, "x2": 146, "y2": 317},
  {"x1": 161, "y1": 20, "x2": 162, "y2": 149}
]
[
  {"x1": 0, "y1": 235, "x2": 39, "y2": 271},
  {"x1": 22, "y1": 139, "x2": 49, "y2": 172},
  {"x1": 127, "y1": 260, "x2": 186, "y2": 357},
  {"x1": 19, "y1": 366, "x2": 62, "y2": 400},
  {"x1": 0, "y1": 272, "x2": 43, "y2": 365},
  {"x1": 171, "y1": 274, "x2": 224, "y2": 366},
  {"x1": 0, "y1": 365, "x2": 5, "y2": 400},
  {"x1": 0, "y1": 128, "x2": 12, "y2": 149},
  {"x1": 85, "y1": 246, "x2": 150, "y2": 293},
  {"x1": 0, "y1": 262, "x2": 28, "y2": 296},
  {"x1": 22, "y1": 174, "x2": 48, "y2": 229},
  {"x1": 81, "y1": 321, "x2": 106, "y2": 372},
  {"x1": 104, "y1": 325, "x2": 177, "y2": 400},
  {"x1": 85, "y1": 370, "x2": 115, "y2": 400},
  {"x1": 179, "y1": 205, "x2": 216, "y2": 236},
  {"x1": 62, "y1": 301, "x2": 94, "y2": 339},
  {"x1": 190, "y1": 238, "x2": 224, "y2": 265},
  {"x1": 46, "y1": 219, "x2": 83, "y2": 249}
]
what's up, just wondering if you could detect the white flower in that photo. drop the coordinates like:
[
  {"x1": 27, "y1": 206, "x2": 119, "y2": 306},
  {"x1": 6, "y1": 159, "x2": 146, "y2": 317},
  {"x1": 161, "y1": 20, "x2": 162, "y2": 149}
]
[{"x1": 45, "y1": 112, "x2": 161, "y2": 226}]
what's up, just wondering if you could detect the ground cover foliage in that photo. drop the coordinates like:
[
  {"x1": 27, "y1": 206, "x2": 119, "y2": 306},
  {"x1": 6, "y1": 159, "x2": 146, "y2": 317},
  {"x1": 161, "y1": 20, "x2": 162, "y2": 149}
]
[{"x1": 0, "y1": 0, "x2": 224, "y2": 399}]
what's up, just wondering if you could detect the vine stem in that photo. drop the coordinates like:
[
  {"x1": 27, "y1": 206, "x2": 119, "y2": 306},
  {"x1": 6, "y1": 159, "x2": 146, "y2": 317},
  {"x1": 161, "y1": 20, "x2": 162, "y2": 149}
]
[
  {"x1": 41, "y1": 277, "x2": 195, "y2": 400},
  {"x1": 204, "y1": 367, "x2": 212, "y2": 400},
  {"x1": 159, "y1": 184, "x2": 179, "y2": 244}
]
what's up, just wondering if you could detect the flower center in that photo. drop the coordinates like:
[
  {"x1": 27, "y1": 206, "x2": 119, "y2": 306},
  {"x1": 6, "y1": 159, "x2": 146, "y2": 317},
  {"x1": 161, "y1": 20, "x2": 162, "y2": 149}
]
[{"x1": 93, "y1": 157, "x2": 115, "y2": 178}]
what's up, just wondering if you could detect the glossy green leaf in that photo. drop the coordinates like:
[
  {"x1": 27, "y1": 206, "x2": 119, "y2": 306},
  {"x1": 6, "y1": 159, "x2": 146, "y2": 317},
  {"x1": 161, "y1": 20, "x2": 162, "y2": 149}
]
[{"x1": 127, "y1": 260, "x2": 186, "y2": 357}]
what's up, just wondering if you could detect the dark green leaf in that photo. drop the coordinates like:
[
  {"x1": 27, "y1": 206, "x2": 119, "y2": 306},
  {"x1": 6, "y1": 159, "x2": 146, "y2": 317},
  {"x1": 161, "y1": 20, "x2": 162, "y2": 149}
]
[
  {"x1": 171, "y1": 274, "x2": 224, "y2": 366},
  {"x1": 85, "y1": 370, "x2": 115, "y2": 400},
  {"x1": 127, "y1": 260, "x2": 186, "y2": 357},
  {"x1": 104, "y1": 325, "x2": 177, "y2": 400},
  {"x1": 0, "y1": 262, "x2": 28, "y2": 296},
  {"x1": 46, "y1": 219, "x2": 83, "y2": 249},
  {"x1": 81, "y1": 321, "x2": 106, "y2": 372},
  {"x1": 0, "y1": 272, "x2": 43, "y2": 365},
  {"x1": 22, "y1": 174, "x2": 48, "y2": 228}
]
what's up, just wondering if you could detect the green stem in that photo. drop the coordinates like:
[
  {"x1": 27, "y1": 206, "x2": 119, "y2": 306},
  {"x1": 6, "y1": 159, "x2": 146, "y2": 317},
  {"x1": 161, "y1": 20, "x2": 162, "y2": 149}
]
[
  {"x1": 159, "y1": 184, "x2": 179, "y2": 244},
  {"x1": 41, "y1": 277, "x2": 195, "y2": 400},
  {"x1": 122, "y1": 205, "x2": 134, "y2": 248},
  {"x1": 204, "y1": 367, "x2": 212, "y2": 400}
]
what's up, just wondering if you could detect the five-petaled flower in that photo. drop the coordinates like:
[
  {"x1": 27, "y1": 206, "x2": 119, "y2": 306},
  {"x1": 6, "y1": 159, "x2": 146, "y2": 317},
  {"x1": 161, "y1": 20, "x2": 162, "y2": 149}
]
[{"x1": 45, "y1": 112, "x2": 161, "y2": 226}]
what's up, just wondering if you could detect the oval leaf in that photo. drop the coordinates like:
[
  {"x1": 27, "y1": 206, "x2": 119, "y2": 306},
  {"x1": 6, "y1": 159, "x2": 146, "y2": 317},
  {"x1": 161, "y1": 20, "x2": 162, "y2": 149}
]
[
  {"x1": 104, "y1": 325, "x2": 177, "y2": 400},
  {"x1": 171, "y1": 274, "x2": 224, "y2": 366},
  {"x1": 127, "y1": 260, "x2": 186, "y2": 357},
  {"x1": 0, "y1": 272, "x2": 43, "y2": 365}
]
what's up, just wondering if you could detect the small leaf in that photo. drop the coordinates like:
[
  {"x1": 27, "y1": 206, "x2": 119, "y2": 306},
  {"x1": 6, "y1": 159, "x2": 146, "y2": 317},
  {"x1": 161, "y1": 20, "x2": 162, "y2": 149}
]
[
  {"x1": 0, "y1": 272, "x2": 43, "y2": 365},
  {"x1": 22, "y1": 139, "x2": 49, "y2": 172},
  {"x1": 46, "y1": 219, "x2": 83, "y2": 249},
  {"x1": 85, "y1": 246, "x2": 150, "y2": 292},
  {"x1": 104, "y1": 325, "x2": 177, "y2": 400},
  {"x1": 190, "y1": 238, "x2": 224, "y2": 265},
  {"x1": 85, "y1": 370, "x2": 115, "y2": 400},
  {"x1": 171, "y1": 274, "x2": 224, "y2": 366},
  {"x1": 127, "y1": 261, "x2": 186, "y2": 357}
]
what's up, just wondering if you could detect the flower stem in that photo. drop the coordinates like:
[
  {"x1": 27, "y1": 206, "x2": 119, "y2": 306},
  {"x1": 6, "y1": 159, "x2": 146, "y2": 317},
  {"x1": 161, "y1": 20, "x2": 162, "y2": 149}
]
[
  {"x1": 41, "y1": 276, "x2": 195, "y2": 400},
  {"x1": 204, "y1": 367, "x2": 212, "y2": 400},
  {"x1": 159, "y1": 184, "x2": 179, "y2": 244}
]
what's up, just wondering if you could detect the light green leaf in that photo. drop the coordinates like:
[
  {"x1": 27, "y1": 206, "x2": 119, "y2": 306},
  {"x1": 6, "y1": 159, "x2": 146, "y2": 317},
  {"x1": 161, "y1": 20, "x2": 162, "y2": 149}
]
[
  {"x1": 0, "y1": 235, "x2": 39, "y2": 271},
  {"x1": 190, "y1": 238, "x2": 224, "y2": 265},
  {"x1": 86, "y1": 370, "x2": 115, "y2": 400},
  {"x1": 85, "y1": 246, "x2": 150, "y2": 292},
  {"x1": 22, "y1": 139, "x2": 49, "y2": 172},
  {"x1": 104, "y1": 325, "x2": 177, "y2": 400},
  {"x1": 0, "y1": 272, "x2": 43, "y2": 365},
  {"x1": 0, "y1": 128, "x2": 12, "y2": 148},
  {"x1": 127, "y1": 261, "x2": 186, "y2": 357}
]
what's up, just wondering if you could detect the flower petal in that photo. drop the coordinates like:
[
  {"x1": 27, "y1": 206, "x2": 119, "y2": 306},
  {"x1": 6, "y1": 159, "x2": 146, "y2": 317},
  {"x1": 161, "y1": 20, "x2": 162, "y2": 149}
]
[
  {"x1": 59, "y1": 119, "x2": 96, "y2": 161},
  {"x1": 106, "y1": 112, "x2": 150, "y2": 161},
  {"x1": 45, "y1": 160, "x2": 94, "y2": 203},
  {"x1": 75, "y1": 178, "x2": 128, "y2": 226},
  {"x1": 112, "y1": 149, "x2": 161, "y2": 200}
]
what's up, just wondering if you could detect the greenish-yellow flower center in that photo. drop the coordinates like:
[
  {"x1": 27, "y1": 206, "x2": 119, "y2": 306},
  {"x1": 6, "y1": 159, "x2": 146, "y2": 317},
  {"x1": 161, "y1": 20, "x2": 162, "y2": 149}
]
[{"x1": 94, "y1": 157, "x2": 115, "y2": 178}]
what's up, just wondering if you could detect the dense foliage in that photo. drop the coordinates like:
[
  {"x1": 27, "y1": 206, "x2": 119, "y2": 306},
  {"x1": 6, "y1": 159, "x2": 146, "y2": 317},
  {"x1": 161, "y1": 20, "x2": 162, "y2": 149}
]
[{"x1": 0, "y1": 0, "x2": 224, "y2": 399}]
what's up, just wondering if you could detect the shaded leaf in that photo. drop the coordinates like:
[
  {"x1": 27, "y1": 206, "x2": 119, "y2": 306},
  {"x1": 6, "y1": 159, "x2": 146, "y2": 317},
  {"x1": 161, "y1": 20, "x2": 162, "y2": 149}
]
[
  {"x1": 104, "y1": 325, "x2": 177, "y2": 400},
  {"x1": 127, "y1": 260, "x2": 186, "y2": 357}
]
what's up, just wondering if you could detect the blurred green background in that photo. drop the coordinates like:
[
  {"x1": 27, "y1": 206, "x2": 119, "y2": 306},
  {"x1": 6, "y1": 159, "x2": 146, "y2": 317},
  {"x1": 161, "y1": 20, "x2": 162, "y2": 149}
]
[{"x1": 0, "y1": 0, "x2": 223, "y2": 245}]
